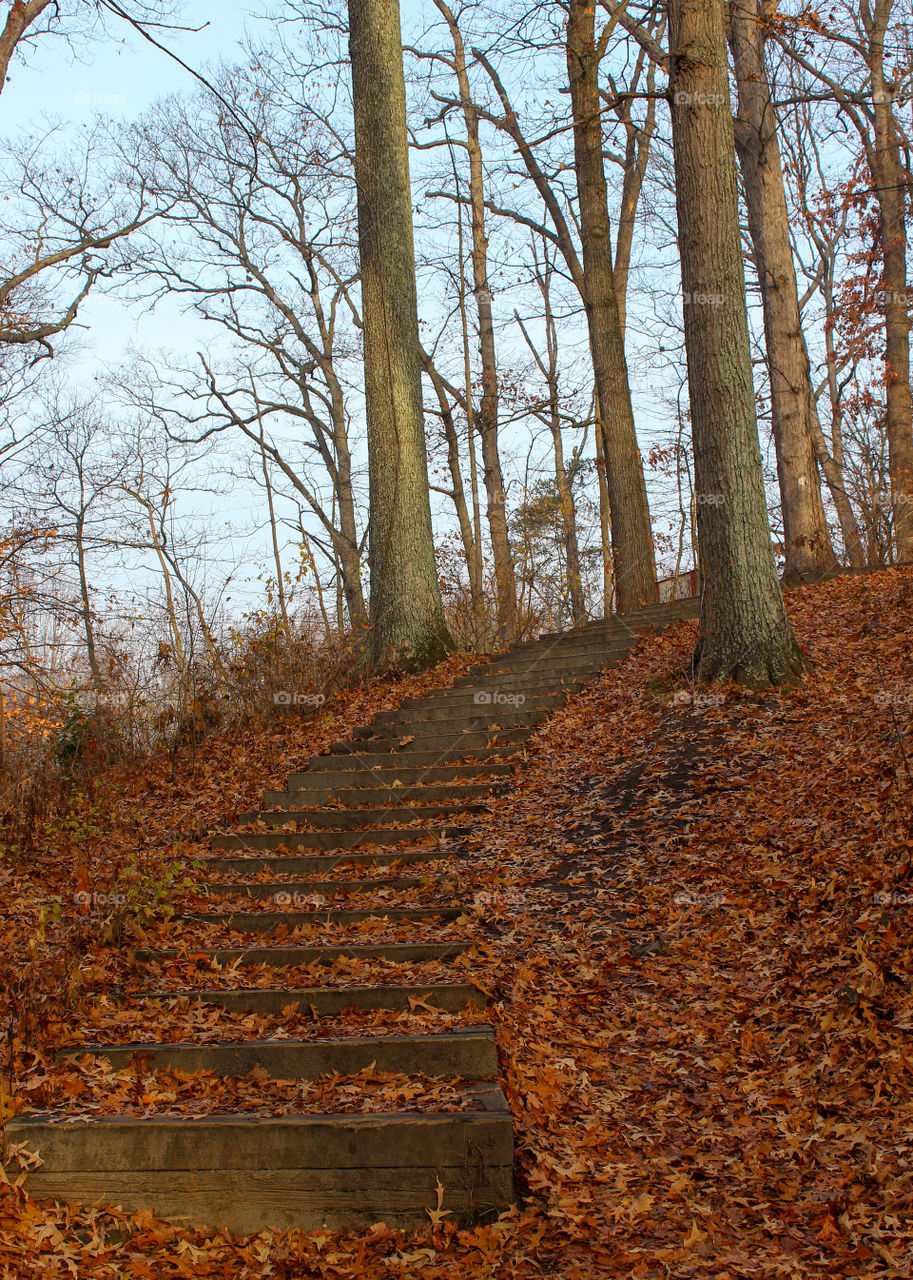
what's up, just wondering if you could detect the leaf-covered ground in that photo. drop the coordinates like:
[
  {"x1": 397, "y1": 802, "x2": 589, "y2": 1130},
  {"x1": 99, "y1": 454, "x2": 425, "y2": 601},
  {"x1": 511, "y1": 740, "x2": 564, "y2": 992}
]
[{"x1": 2, "y1": 569, "x2": 913, "y2": 1276}]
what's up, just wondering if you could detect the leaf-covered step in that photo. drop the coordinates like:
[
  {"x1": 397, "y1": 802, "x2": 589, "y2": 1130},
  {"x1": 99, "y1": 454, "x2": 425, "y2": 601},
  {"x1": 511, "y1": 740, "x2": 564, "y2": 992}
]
[{"x1": 57, "y1": 1028, "x2": 500, "y2": 1079}]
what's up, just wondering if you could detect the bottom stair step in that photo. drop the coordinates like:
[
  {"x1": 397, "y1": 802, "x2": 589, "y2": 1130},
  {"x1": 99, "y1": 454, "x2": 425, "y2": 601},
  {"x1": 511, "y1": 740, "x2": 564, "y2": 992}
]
[
  {"x1": 57, "y1": 1028, "x2": 500, "y2": 1079},
  {"x1": 4, "y1": 1086, "x2": 514, "y2": 1232},
  {"x1": 144, "y1": 982, "x2": 488, "y2": 1015}
]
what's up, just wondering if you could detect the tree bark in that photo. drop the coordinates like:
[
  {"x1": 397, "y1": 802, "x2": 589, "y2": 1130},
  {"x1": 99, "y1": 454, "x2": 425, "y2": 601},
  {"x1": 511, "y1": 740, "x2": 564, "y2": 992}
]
[
  {"x1": 728, "y1": 0, "x2": 837, "y2": 578},
  {"x1": 566, "y1": 0, "x2": 657, "y2": 611},
  {"x1": 348, "y1": 0, "x2": 452, "y2": 669},
  {"x1": 669, "y1": 0, "x2": 803, "y2": 685},
  {"x1": 865, "y1": 1, "x2": 913, "y2": 561}
]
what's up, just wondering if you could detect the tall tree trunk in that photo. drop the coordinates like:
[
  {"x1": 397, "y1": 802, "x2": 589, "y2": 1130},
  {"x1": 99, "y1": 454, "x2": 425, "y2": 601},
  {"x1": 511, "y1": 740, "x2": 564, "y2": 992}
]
[
  {"x1": 865, "y1": 2, "x2": 913, "y2": 561},
  {"x1": 566, "y1": 0, "x2": 657, "y2": 612},
  {"x1": 728, "y1": 0, "x2": 837, "y2": 578},
  {"x1": 669, "y1": 0, "x2": 803, "y2": 685},
  {"x1": 348, "y1": 0, "x2": 452, "y2": 669},
  {"x1": 436, "y1": 0, "x2": 518, "y2": 641}
]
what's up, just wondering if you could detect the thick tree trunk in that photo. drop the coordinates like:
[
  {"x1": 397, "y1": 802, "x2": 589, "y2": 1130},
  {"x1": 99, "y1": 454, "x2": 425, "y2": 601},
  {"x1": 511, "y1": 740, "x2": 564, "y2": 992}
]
[
  {"x1": 566, "y1": 0, "x2": 657, "y2": 612},
  {"x1": 669, "y1": 0, "x2": 803, "y2": 686},
  {"x1": 435, "y1": 1, "x2": 518, "y2": 641},
  {"x1": 348, "y1": 0, "x2": 452, "y2": 669},
  {"x1": 728, "y1": 0, "x2": 837, "y2": 578}
]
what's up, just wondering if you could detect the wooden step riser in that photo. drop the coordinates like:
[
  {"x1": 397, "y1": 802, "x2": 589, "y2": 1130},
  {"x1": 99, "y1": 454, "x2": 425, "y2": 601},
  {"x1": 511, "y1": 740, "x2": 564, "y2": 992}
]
[
  {"x1": 263, "y1": 782, "x2": 506, "y2": 808},
  {"x1": 175, "y1": 906, "x2": 464, "y2": 930},
  {"x1": 284, "y1": 764, "x2": 515, "y2": 791},
  {"x1": 200, "y1": 849, "x2": 457, "y2": 875},
  {"x1": 201, "y1": 877, "x2": 435, "y2": 898},
  {"x1": 5, "y1": 1091, "x2": 514, "y2": 1232},
  {"x1": 534, "y1": 602, "x2": 698, "y2": 642},
  {"x1": 58, "y1": 1030, "x2": 500, "y2": 1079},
  {"x1": 137, "y1": 942, "x2": 471, "y2": 967},
  {"x1": 306, "y1": 746, "x2": 520, "y2": 772},
  {"x1": 373, "y1": 694, "x2": 567, "y2": 723},
  {"x1": 361, "y1": 712, "x2": 552, "y2": 737},
  {"x1": 211, "y1": 826, "x2": 468, "y2": 852},
  {"x1": 144, "y1": 983, "x2": 488, "y2": 1015},
  {"x1": 237, "y1": 803, "x2": 480, "y2": 828},
  {"x1": 334, "y1": 729, "x2": 533, "y2": 754}
]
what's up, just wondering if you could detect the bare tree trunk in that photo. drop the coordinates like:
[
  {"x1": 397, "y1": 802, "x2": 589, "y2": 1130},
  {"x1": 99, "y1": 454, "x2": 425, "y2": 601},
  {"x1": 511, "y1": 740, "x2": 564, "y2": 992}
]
[
  {"x1": 436, "y1": 0, "x2": 517, "y2": 640},
  {"x1": 423, "y1": 352, "x2": 486, "y2": 639},
  {"x1": 865, "y1": 2, "x2": 913, "y2": 561},
  {"x1": 566, "y1": 0, "x2": 657, "y2": 611},
  {"x1": 74, "y1": 509, "x2": 101, "y2": 685},
  {"x1": 669, "y1": 0, "x2": 803, "y2": 685},
  {"x1": 593, "y1": 393, "x2": 613, "y2": 611},
  {"x1": 515, "y1": 263, "x2": 586, "y2": 623},
  {"x1": 729, "y1": 0, "x2": 837, "y2": 577},
  {"x1": 257, "y1": 417, "x2": 293, "y2": 647},
  {"x1": 348, "y1": 0, "x2": 452, "y2": 669}
]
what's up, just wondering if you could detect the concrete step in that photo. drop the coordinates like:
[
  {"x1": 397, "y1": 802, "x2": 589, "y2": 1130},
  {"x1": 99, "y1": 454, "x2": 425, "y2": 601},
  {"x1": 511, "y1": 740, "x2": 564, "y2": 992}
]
[
  {"x1": 210, "y1": 825, "x2": 469, "y2": 852},
  {"x1": 5, "y1": 1085, "x2": 514, "y2": 1232},
  {"x1": 201, "y1": 877, "x2": 436, "y2": 899},
  {"x1": 263, "y1": 781, "x2": 506, "y2": 808},
  {"x1": 175, "y1": 905, "x2": 465, "y2": 931},
  {"x1": 237, "y1": 803, "x2": 480, "y2": 828},
  {"x1": 145, "y1": 982, "x2": 488, "y2": 1015},
  {"x1": 201, "y1": 848, "x2": 459, "y2": 875},
  {"x1": 57, "y1": 1028, "x2": 500, "y2": 1079},
  {"x1": 137, "y1": 941, "x2": 472, "y2": 967}
]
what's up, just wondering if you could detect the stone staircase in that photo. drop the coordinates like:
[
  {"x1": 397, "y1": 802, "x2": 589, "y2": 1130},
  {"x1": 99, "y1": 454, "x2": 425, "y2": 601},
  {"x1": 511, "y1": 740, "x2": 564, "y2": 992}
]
[{"x1": 6, "y1": 598, "x2": 697, "y2": 1234}]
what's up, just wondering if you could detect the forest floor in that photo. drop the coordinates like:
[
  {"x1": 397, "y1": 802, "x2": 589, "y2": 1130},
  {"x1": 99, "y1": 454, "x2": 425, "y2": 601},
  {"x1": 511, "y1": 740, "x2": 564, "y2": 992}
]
[{"x1": 2, "y1": 567, "x2": 913, "y2": 1278}]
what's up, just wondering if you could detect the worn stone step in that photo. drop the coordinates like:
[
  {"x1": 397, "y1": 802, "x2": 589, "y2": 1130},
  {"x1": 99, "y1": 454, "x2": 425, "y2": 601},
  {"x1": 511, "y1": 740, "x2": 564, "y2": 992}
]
[
  {"x1": 201, "y1": 848, "x2": 458, "y2": 875},
  {"x1": 210, "y1": 825, "x2": 468, "y2": 852},
  {"x1": 264, "y1": 781, "x2": 506, "y2": 809},
  {"x1": 237, "y1": 803, "x2": 480, "y2": 828},
  {"x1": 137, "y1": 941, "x2": 472, "y2": 967},
  {"x1": 175, "y1": 905, "x2": 465, "y2": 930},
  {"x1": 58, "y1": 1028, "x2": 500, "y2": 1079},
  {"x1": 201, "y1": 876, "x2": 435, "y2": 899},
  {"x1": 5, "y1": 1085, "x2": 514, "y2": 1232},
  {"x1": 145, "y1": 981, "x2": 488, "y2": 1015}
]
